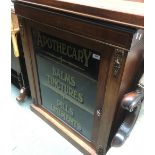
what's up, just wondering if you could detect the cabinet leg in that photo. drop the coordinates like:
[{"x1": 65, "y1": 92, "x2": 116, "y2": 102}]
[{"x1": 16, "y1": 87, "x2": 26, "y2": 102}]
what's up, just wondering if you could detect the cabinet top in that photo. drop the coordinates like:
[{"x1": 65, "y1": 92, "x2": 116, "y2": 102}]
[{"x1": 13, "y1": 0, "x2": 144, "y2": 28}]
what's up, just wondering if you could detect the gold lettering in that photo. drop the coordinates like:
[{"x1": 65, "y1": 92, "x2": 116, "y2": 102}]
[
  {"x1": 66, "y1": 45, "x2": 73, "y2": 57},
  {"x1": 56, "y1": 41, "x2": 62, "y2": 53},
  {"x1": 78, "y1": 93, "x2": 83, "y2": 103},
  {"x1": 52, "y1": 39, "x2": 57, "y2": 51},
  {"x1": 57, "y1": 99, "x2": 74, "y2": 116},
  {"x1": 35, "y1": 32, "x2": 93, "y2": 67},
  {"x1": 78, "y1": 49, "x2": 84, "y2": 63},
  {"x1": 47, "y1": 38, "x2": 53, "y2": 48},
  {"x1": 50, "y1": 101, "x2": 82, "y2": 131},
  {"x1": 70, "y1": 76, "x2": 75, "y2": 87},
  {"x1": 52, "y1": 66, "x2": 75, "y2": 87},
  {"x1": 42, "y1": 35, "x2": 49, "y2": 47},
  {"x1": 36, "y1": 32, "x2": 43, "y2": 47},
  {"x1": 47, "y1": 74, "x2": 50, "y2": 84},
  {"x1": 61, "y1": 43, "x2": 67, "y2": 55},
  {"x1": 46, "y1": 73, "x2": 83, "y2": 104},
  {"x1": 72, "y1": 48, "x2": 78, "y2": 61},
  {"x1": 83, "y1": 49, "x2": 92, "y2": 67}
]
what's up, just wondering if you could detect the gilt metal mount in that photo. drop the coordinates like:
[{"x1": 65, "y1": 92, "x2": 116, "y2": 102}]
[
  {"x1": 97, "y1": 146, "x2": 105, "y2": 155},
  {"x1": 113, "y1": 48, "x2": 125, "y2": 77},
  {"x1": 18, "y1": 17, "x2": 24, "y2": 37}
]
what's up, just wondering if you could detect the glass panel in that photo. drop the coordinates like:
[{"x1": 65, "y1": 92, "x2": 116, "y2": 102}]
[{"x1": 31, "y1": 29, "x2": 101, "y2": 141}]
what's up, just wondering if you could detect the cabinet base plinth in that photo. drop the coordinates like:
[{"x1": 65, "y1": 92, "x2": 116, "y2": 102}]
[{"x1": 30, "y1": 103, "x2": 97, "y2": 155}]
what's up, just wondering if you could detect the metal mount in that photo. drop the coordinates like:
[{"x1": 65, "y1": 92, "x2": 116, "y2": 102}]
[{"x1": 113, "y1": 48, "x2": 125, "y2": 77}]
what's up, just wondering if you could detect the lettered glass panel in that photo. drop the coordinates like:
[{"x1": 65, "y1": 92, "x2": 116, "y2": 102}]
[{"x1": 32, "y1": 29, "x2": 101, "y2": 141}]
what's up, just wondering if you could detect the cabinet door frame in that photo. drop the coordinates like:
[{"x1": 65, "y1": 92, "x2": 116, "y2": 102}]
[{"x1": 19, "y1": 16, "x2": 128, "y2": 154}]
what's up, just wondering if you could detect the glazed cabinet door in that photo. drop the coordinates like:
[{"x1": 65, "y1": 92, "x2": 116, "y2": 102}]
[{"x1": 18, "y1": 17, "x2": 128, "y2": 154}]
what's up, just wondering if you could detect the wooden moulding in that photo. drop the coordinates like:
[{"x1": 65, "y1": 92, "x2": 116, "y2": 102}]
[
  {"x1": 31, "y1": 104, "x2": 97, "y2": 155},
  {"x1": 14, "y1": 2, "x2": 135, "y2": 50},
  {"x1": 13, "y1": 0, "x2": 144, "y2": 28}
]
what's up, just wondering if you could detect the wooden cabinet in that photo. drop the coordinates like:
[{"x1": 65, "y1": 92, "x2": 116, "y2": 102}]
[{"x1": 13, "y1": 0, "x2": 144, "y2": 154}]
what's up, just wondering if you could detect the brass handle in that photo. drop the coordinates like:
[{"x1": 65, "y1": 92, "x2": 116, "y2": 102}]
[
  {"x1": 11, "y1": 32, "x2": 20, "y2": 57},
  {"x1": 11, "y1": 15, "x2": 20, "y2": 57}
]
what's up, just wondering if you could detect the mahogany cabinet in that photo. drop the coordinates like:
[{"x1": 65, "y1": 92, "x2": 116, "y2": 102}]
[{"x1": 13, "y1": 0, "x2": 144, "y2": 154}]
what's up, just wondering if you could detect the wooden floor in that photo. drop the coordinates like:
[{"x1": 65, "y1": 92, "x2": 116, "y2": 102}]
[{"x1": 0, "y1": 84, "x2": 144, "y2": 155}]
